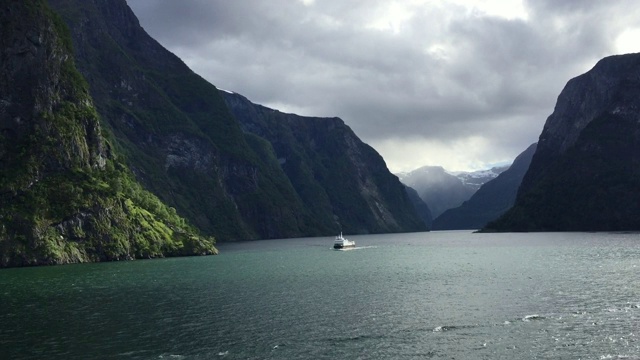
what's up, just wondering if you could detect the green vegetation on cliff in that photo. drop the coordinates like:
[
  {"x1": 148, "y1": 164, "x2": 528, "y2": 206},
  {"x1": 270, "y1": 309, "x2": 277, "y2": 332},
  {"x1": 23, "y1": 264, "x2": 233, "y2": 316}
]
[
  {"x1": 48, "y1": 0, "x2": 320, "y2": 240},
  {"x1": 0, "y1": 0, "x2": 215, "y2": 267}
]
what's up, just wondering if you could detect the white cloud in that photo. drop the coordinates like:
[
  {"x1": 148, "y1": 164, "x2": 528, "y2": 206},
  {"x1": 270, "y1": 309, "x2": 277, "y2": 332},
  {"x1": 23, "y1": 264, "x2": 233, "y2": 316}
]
[
  {"x1": 365, "y1": 2, "x2": 416, "y2": 33},
  {"x1": 616, "y1": 28, "x2": 640, "y2": 55},
  {"x1": 374, "y1": 135, "x2": 518, "y2": 173}
]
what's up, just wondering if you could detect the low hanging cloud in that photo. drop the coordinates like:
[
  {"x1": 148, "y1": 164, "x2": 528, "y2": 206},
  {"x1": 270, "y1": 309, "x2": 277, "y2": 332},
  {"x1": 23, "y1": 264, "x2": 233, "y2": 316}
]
[{"x1": 126, "y1": 0, "x2": 640, "y2": 172}]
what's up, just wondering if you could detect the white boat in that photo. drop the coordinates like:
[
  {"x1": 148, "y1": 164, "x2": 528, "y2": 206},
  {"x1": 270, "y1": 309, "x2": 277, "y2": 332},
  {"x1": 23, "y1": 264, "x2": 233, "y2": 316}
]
[{"x1": 333, "y1": 232, "x2": 355, "y2": 249}]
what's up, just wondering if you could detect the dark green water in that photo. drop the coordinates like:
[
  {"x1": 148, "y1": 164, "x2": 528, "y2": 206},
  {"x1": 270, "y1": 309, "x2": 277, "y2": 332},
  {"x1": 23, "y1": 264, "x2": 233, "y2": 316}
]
[{"x1": 2, "y1": 231, "x2": 640, "y2": 359}]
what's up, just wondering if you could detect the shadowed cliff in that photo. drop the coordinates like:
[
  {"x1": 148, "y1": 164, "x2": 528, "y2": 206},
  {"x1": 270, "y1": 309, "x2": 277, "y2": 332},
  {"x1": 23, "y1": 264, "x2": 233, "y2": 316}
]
[
  {"x1": 221, "y1": 91, "x2": 427, "y2": 234},
  {"x1": 486, "y1": 53, "x2": 640, "y2": 231}
]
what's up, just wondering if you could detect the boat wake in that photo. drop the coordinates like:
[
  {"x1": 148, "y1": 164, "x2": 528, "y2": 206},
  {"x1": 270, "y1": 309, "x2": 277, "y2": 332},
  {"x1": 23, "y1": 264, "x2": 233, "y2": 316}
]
[{"x1": 333, "y1": 246, "x2": 377, "y2": 251}]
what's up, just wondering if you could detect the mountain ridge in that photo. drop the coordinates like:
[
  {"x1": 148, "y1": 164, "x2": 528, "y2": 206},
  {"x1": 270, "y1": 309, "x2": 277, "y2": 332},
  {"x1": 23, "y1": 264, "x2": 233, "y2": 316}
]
[{"x1": 220, "y1": 90, "x2": 428, "y2": 234}]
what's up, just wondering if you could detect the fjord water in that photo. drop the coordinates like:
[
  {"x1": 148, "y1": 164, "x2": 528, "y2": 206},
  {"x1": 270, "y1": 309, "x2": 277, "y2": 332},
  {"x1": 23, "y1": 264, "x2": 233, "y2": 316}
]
[{"x1": 2, "y1": 232, "x2": 640, "y2": 359}]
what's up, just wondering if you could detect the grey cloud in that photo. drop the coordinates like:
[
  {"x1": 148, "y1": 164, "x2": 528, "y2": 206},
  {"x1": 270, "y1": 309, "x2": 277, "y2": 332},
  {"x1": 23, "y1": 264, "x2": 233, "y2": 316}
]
[{"x1": 126, "y1": 0, "x2": 639, "y2": 171}]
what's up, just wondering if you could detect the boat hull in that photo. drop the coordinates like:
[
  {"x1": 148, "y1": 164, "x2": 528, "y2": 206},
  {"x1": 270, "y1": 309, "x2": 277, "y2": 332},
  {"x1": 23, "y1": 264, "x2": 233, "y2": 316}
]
[{"x1": 334, "y1": 242, "x2": 356, "y2": 249}]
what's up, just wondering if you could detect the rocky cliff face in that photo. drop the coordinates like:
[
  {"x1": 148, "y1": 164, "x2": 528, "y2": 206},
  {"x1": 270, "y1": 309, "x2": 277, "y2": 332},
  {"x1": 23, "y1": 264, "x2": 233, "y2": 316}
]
[
  {"x1": 1, "y1": 1, "x2": 106, "y2": 175},
  {"x1": 221, "y1": 91, "x2": 427, "y2": 234},
  {"x1": 433, "y1": 143, "x2": 536, "y2": 230},
  {"x1": 0, "y1": 0, "x2": 215, "y2": 267},
  {"x1": 519, "y1": 54, "x2": 640, "y2": 197},
  {"x1": 48, "y1": 0, "x2": 322, "y2": 240},
  {"x1": 486, "y1": 53, "x2": 640, "y2": 231}
]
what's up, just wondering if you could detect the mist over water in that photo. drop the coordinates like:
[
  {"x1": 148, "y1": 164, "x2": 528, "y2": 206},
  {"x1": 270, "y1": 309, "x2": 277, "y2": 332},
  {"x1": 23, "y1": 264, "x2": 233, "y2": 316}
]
[{"x1": 2, "y1": 231, "x2": 640, "y2": 359}]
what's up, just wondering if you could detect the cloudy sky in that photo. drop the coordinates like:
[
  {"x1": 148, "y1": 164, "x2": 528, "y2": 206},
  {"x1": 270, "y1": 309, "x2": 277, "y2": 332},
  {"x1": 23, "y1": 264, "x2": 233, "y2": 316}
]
[{"x1": 126, "y1": 0, "x2": 640, "y2": 173}]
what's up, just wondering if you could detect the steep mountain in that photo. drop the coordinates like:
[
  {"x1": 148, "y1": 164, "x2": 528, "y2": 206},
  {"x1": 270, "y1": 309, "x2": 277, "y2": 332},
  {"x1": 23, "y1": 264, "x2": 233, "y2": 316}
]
[
  {"x1": 486, "y1": 53, "x2": 640, "y2": 231},
  {"x1": 47, "y1": 0, "x2": 426, "y2": 239},
  {"x1": 220, "y1": 91, "x2": 427, "y2": 234},
  {"x1": 0, "y1": 0, "x2": 215, "y2": 267},
  {"x1": 397, "y1": 166, "x2": 477, "y2": 218},
  {"x1": 47, "y1": 0, "x2": 326, "y2": 240},
  {"x1": 433, "y1": 143, "x2": 536, "y2": 230}
]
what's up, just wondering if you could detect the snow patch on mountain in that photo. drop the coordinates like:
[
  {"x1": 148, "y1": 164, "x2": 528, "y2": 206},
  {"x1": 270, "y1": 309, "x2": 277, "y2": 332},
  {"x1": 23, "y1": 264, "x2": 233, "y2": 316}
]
[{"x1": 449, "y1": 166, "x2": 509, "y2": 190}]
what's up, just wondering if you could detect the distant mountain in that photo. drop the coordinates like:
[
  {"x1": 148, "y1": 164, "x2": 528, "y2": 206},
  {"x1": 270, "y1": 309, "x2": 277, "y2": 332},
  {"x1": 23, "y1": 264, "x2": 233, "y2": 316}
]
[
  {"x1": 433, "y1": 143, "x2": 536, "y2": 230},
  {"x1": 486, "y1": 53, "x2": 640, "y2": 231},
  {"x1": 0, "y1": 0, "x2": 215, "y2": 267},
  {"x1": 397, "y1": 165, "x2": 506, "y2": 218},
  {"x1": 220, "y1": 91, "x2": 427, "y2": 234}
]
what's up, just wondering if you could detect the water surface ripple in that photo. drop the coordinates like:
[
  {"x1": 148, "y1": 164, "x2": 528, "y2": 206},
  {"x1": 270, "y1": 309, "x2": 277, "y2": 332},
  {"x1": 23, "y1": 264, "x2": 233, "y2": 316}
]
[{"x1": 2, "y1": 231, "x2": 640, "y2": 359}]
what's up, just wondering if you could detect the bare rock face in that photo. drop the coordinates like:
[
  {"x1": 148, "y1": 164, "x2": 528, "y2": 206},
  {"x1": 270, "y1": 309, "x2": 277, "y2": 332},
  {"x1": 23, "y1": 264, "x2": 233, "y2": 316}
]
[{"x1": 487, "y1": 53, "x2": 640, "y2": 232}]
